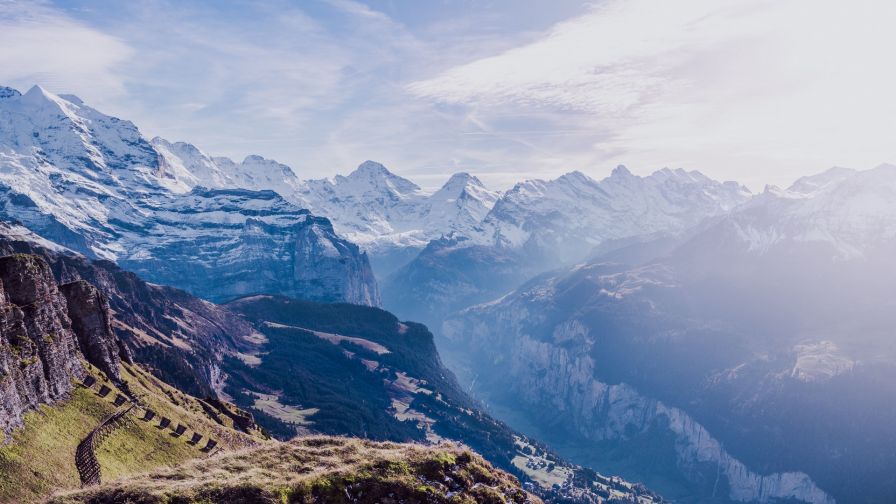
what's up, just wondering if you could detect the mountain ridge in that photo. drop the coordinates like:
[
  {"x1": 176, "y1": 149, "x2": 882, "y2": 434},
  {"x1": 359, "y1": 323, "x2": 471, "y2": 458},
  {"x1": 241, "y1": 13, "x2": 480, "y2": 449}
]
[
  {"x1": 0, "y1": 222, "x2": 662, "y2": 504},
  {"x1": 441, "y1": 164, "x2": 896, "y2": 504},
  {"x1": 0, "y1": 85, "x2": 379, "y2": 306}
]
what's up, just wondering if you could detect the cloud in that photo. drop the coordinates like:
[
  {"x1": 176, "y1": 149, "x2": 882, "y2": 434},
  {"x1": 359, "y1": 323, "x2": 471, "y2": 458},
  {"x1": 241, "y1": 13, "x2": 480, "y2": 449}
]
[
  {"x1": 408, "y1": 0, "x2": 896, "y2": 188},
  {"x1": 0, "y1": 0, "x2": 133, "y2": 99},
  {"x1": 3, "y1": 0, "x2": 892, "y2": 189}
]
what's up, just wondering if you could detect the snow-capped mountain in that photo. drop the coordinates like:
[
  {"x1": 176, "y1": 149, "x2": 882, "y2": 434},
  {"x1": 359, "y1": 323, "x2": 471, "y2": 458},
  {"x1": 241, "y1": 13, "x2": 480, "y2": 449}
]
[
  {"x1": 152, "y1": 137, "x2": 304, "y2": 195},
  {"x1": 439, "y1": 164, "x2": 896, "y2": 504},
  {"x1": 296, "y1": 162, "x2": 501, "y2": 259},
  {"x1": 153, "y1": 139, "x2": 501, "y2": 275},
  {"x1": 0, "y1": 85, "x2": 378, "y2": 306},
  {"x1": 475, "y1": 165, "x2": 750, "y2": 258},
  {"x1": 694, "y1": 164, "x2": 896, "y2": 259},
  {"x1": 382, "y1": 165, "x2": 751, "y2": 325}
]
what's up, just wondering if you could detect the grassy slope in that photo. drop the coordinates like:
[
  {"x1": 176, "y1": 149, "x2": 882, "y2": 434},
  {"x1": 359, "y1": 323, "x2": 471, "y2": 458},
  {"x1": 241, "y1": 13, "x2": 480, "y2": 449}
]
[
  {"x1": 52, "y1": 436, "x2": 541, "y2": 504},
  {"x1": 0, "y1": 362, "x2": 265, "y2": 504}
]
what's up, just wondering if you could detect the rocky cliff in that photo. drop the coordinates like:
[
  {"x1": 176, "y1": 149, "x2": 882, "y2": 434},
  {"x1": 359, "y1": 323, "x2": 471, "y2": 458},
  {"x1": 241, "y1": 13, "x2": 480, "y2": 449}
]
[
  {"x1": 58, "y1": 280, "x2": 129, "y2": 382},
  {"x1": 0, "y1": 224, "x2": 261, "y2": 398},
  {"x1": 0, "y1": 254, "x2": 85, "y2": 437},
  {"x1": 502, "y1": 330, "x2": 831, "y2": 504},
  {"x1": 443, "y1": 291, "x2": 835, "y2": 504},
  {"x1": 117, "y1": 188, "x2": 380, "y2": 306}
]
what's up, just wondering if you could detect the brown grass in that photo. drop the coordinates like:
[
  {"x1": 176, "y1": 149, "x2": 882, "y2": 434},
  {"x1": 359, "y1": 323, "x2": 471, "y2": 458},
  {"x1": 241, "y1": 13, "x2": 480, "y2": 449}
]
[{"x1": 51, "y1": 436, "x2": 542, "y2": 504}]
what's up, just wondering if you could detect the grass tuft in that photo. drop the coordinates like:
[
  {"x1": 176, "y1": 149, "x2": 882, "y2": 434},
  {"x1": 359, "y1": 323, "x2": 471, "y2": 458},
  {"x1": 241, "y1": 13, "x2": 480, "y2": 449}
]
[{"x1": 51, "y1": 436, "x2": 541, "y2": 504}]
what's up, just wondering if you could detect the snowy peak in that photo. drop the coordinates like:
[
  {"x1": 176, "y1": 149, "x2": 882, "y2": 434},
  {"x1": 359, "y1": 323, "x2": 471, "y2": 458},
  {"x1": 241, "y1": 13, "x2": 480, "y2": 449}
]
[
  {"x1": 354, "y1": 160, "x2": 393, "y2": 177},
  {"x1": 292, "y1": 165, "x2": 502, "y2": 254},
  {"x1": 477, "y1": 166, "x2": 753, "y2": 260},
  {"x1": 219, "y1": 153, "x2": 301, "y2": 192},
  {"x1": 337, "y1": 160, "x2": 422, "y2": 197},
  {"x1": 610, "y1": 164, "x2": 633, "y2": 177},
  {"x1": 438, "y1": 171, "x2": 479, "y2": 192},
  {"x1": 151, "y1": 136, "x2": 302, "y2": 196},
  {"x1": 433, "y1": 172, "x2": 499, "y2": 205},
  {"x1": 0, "y1": 84, "x2": 160, "y2": 190},
  {"x1": 21, "y1": 84, "x2": 57, "y2": 104},
  {"x1": 704, "y1": 164, "x2": 896, "y2": 259},
  {"x1": 557, "y1": 170, "x2": 600, "y2": 189},
  {"x1": 787, "y1": 166, "x2": 857, "y2": 195},
  {"x1": 151, "y1": 137, "x2": 231, "y2": 192}
]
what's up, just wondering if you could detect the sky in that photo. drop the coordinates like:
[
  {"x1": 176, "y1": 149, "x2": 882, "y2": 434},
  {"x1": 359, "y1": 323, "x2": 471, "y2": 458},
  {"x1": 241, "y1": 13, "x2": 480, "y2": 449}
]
[{"x1": 1, "y1": 0, "x2": 895, "y2": 191}]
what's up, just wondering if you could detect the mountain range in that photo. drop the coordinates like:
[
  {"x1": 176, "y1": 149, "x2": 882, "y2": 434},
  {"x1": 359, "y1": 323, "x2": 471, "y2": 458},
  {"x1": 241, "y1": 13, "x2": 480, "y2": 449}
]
[
  {"x1": 0, "y1": 85, "x2": 664, "y2": 503},
  {"x1": 2, "y1": 83, "x2": 894, "y2": 504},
  {"x1": 152, "y1": 138, "x2": 502, "y2": 277},
  {"x1": 0, "y1": 219, "x2": 659, "y2": 504},
  {"x1": 383, "y1": 164, "x2": 751, "y2": 328},
  {"x1": 442, "y1": 165, "x2": 896, "y2": 504},
  {"x1": 0, "y1": 85, "x2": 378, "y2": 306}
]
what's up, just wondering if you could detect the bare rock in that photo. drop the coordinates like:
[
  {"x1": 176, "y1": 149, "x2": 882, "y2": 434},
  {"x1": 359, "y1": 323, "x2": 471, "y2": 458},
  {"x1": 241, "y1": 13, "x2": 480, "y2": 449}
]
[
  {"x1": 0, "y1": 254, "x2": 84, "y2": 437},
  {"x1": 59, "y1": 280, "x2": 125, "y2": 381}
]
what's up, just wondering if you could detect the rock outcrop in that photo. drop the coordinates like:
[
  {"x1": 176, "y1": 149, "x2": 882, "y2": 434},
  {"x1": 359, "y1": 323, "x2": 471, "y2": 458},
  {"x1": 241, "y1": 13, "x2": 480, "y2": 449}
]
[
  {"x1": 0, "y1": 225, "x2": 262, "y2": 399},
  {"x1": 0, "y1": 252, "x2": 152, "y2": 437},
  {"x1": 0, "y1": 254, "x2": 84, "y2": 436},
  {"x1": 59, "y1": 280, "x2": 129, "y2": 382},
  {"x1": 505, "y1": 333, "x2": 833, "y2": 504}
]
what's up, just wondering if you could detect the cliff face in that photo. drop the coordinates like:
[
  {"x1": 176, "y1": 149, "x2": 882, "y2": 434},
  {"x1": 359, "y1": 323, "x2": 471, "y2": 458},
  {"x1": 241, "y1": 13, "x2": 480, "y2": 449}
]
[
  {"x1": 291, "y1": 216, "x2": 380, "y2": 307},
  {"x1": 113, "y1": 189, "x2": 380, "y2": 307},
  {"x1": 0, "y1": 253, "x2": 148, "y2": 438},
  {"x1": 509, "y1": 333, "x2": 832, "y2": 504},
  {"x1": 118, "y1": 198, "x2": 380, "y2": 307},
  {"x1": 444, "y1": 304, "x2": 834, "y2": 504},
  {"x1": 0, "y1": 228, "x2": 262, "y2": 399},
  {"x1": 59, "y1": 280, "x2": 128, "y2": 382},
  {"x1": 0, "y1": 254, "x2": 84, "y2": 436}
]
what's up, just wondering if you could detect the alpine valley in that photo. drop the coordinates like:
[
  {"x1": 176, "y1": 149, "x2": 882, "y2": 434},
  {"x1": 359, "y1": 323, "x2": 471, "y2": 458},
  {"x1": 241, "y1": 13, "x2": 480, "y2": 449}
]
[
  {"x1": 1, "y1": 83, "x2": 893, "y2": 504},
  {"x1": 0, "y1": 85, "x2": 659, "y2": 504}
]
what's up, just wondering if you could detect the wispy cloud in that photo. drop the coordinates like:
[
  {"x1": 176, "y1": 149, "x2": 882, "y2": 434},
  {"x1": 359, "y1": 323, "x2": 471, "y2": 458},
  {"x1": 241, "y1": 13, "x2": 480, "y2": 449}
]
[
  {"x1": 0, "y1": 0, "x2": 132, "y2": 100},
  {"x1": 408, "y1": 0, "x2": 896, "y2": 188},
  {"x1": 2, "y1": 0, "x2": 893, "y2": 190}
]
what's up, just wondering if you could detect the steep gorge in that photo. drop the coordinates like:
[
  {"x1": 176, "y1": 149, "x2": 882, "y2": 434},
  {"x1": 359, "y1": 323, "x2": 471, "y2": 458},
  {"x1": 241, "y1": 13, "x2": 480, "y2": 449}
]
[{"x1": 444, "y1": 305, "x2": 834, "y2": 504}]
